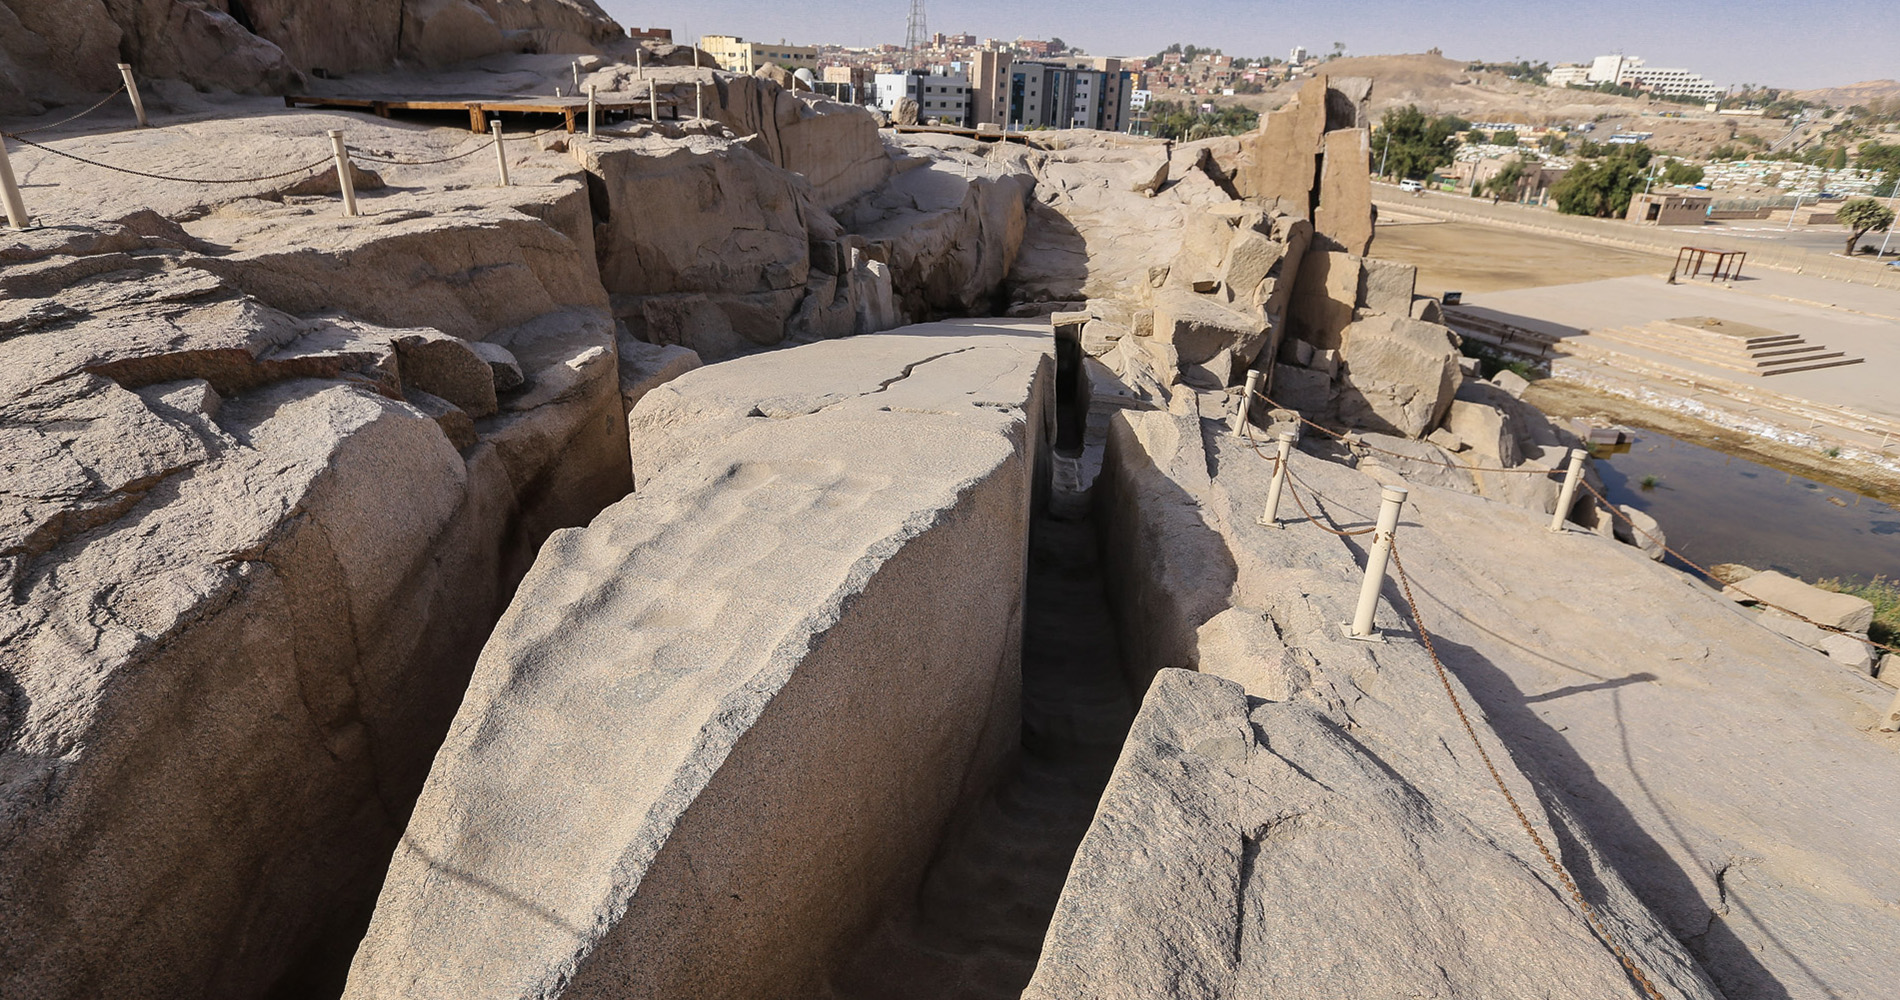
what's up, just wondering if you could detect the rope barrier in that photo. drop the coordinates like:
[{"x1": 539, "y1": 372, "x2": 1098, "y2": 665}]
[
  {"x1": 1249, "y1": 388, "x2": 1565, "y2": 476},
  {"x1": 1579, "y1": 479, "x2": 1900, "y2": 660},
  {"x1": 352, "y1": 122, "x2": 565, "y2": 166},
  {"x1": 1388, "y1": 539, "x2": 1670, "y2": 1000},
  {"x1": 5, "y1": 85, "x2": 128, "y2": 136},
  {"x1": 2, "y1": 133, "x2": 333, "y2": 184}
]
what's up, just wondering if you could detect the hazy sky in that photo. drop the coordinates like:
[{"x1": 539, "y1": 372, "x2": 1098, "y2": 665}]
[{"x1": 600, "y1": 0, "x2": 1898, "y2": 90}]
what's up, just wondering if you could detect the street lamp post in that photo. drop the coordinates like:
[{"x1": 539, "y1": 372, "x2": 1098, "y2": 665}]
[
  {"x1": 1379, "y1": 130, "x2": 1392, "y2": 179},
  {"x1": 1879, "y1": 191, "x2": 1898, "y2": 259}
]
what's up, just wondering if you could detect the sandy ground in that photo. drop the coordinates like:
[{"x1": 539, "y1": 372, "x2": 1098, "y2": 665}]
[{"x1": 1370, "y1": 219, "x2": 1669, "y2": 296}]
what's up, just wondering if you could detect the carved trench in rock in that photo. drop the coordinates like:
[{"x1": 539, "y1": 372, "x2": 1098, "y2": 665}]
[{"x1": 821, "y1": 350, "x2": 1146, "y2": 999}]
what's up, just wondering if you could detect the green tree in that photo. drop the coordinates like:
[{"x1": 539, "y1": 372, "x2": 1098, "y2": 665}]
[
  {"x1": 1492, "y1": 129, "x2": 1519, "y2": 147},
  {"x1": 1837, "y1": 197, "x2": 1896, "y2": 255},
  {"x1": 1369, "y1": 105, "x2": 1465, "y2": 179},
  {"x1": 1466, "y1": 128, "x2": 1490, "y2": 145},
  {"x1": 1661, "y1": 160, "x2": 1705, "y2": 185},
  {"x1": 1551, "y1": 145, "x2": 1654, "y2": 217},
  {"x1": 1540, "y1": 133, "x2": 1567, "y2": 154},
  {"x1": 1483, "y1": 158, "x2": 1529, "y2": 200},
  {"x1": 1856, "y1": 142, "x2": 1900, "y2": 174}
]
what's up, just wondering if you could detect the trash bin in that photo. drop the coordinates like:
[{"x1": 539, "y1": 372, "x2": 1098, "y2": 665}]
[{"x1": 1443, "y1": 291, "x2": 1463, "y2": 306}]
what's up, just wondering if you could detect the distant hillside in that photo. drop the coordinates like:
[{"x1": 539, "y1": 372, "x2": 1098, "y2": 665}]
[
  {"x1": 1795, "y1": 80, "x2": 1900, "y2": 108},
  {"x1": 1234, "y1": 52, "x2": 1660, "y2": 126}
]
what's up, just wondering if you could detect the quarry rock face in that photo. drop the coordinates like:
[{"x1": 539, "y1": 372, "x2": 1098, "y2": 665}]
[
  {"x1": 342, "y1": 322, "x2": 1052, "y2": 999},
  {"x1": 0, "y1": 0, "x2": 625, "y2": 114},
  {"x1": 0, "y1": 157, "x2": 635, "y2": 998}
]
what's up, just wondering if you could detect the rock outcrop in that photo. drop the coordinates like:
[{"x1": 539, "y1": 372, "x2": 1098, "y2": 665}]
[
  {"x1": 0, "y1": 0, "x2": 626, "y2": 115},
  {"x1": 0, "y1": 155, "x2": 639, "y2": 999},
  {"x1": 342, "y1": 321, "x2": 1053, "y2": 999}
]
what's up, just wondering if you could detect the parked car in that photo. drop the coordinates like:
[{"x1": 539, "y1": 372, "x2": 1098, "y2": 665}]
[{"x1": 1399, "y1": 178, "x2": 1424, "y2": 193}]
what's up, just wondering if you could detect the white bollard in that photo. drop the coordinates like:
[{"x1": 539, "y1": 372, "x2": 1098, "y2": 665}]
[
  {"x1": 0, "y1": 137, "x2": 29, "y2": 229},
  {"x1": 637, "y1": 48, "x2": 644, "y2": 79},
  {"x1": 649, "y1": 79, "x2": 659, "y2": 121},
  {"x1": 587, "y1": 84, "x2": 597, "y2": 137},
  {"x1": 555, "y1": 86, "x2": 563, "y2": 98},
  {"x1": 696, "y1": 82, "x2": 704, "y2": 120},
  {"x1": 1231, "y1": 369, "x2": 1263, "y2": 435},
  {"x1": 1349, "y1": 485, "x2": 1409, "y2": 639},
  {"x1": 572, "y1": 60, "x2": 580, "y2": 91},
  {"x1": 491, "y1": 119, "x2": 510, "y2": 186},
  {"x1": 1547, "y1": 447, "x2": 1587, "y2": 532},
  {"x1": 1881, "y1": 686, "x2": 1900, "y2": 733},
  {"x1": 117, "y1": 62, "x2": 148, "y2": 127},
  {"x1": 1258, "y1": 431, "x2": 1296, "y2": 528},
  {"x1": 326, "y1": 130, "x2": 358, "y2": 218}
]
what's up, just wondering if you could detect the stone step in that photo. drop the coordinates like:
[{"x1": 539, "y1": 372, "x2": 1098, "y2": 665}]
[{"x1": 1581, "y1": 325, "x2": 1864, "y2": 377}]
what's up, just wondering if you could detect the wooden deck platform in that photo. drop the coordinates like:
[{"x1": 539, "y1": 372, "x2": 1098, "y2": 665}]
[{"x1": 284, "y1": 93, "x2": 678, "y2": 132}]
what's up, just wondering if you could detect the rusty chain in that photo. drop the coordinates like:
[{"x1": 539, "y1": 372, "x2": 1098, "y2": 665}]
[
  {"x1": 1248, "y1": 388, "x2": 1566, "y2": 475},
  {"x1": 3, "y1": 132, "x2": 334, "y2": 184},
  {"x1": 4, "y1": 85, "x2": 128, "y2": 137},
  {"x1": 1389, "y1": 538, "x2": 1671, "y2": 1000}
]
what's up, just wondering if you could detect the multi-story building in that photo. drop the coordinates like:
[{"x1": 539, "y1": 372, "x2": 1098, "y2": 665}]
[
  {"x1": 700, "y1": 35, "x2": 819, "y2": 74},
  {"x1": 1009, "y1": 59, "x2": 1133, "y2": 132},
  {"x1": 822, "y1": 65, "x2": 869, "y2": 103},
  {"x1": 874, "y1": 70, "x2": 972, "y2": 125},
  {"x1": 1547, "y1": 64, "x2": 1590, "y2": 87},
  {"x1": 627, "y1": 27, "x2": 672, "y2": 43},
  {"x1": 1576, "y1": 54, "x2": 1721, "y2": 99},
  {"x1": 967, "y1": 50, "x2": 1014, "y2": 128},
  {"x1": 1288, "y1": 45, "x2": 1308, "y2": 65}
]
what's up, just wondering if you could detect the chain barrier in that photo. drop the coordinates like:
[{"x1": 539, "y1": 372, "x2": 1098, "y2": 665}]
[
  {"x1": 1388, "y1": 539, "x2": 1670, "y2": 1000},
  {"x1": 1579, "y1": 479, "x2": 1900, "y2": 660},
  {"x1": 3, "y1": 132, "x2": 333, "y2": 185},
  {"x1": 4, "y1": 85, "x2": 128, "y2": 137},
  {"x1": 1249, "y1": 388, "x2": 1565, "y2": 475},
  {"x1": 353, "y1": 122, "x2": 566, "y2": 166}
]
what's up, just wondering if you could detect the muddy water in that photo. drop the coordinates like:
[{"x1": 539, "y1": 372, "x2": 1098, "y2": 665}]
[{"x1": 1594, "y1": 428, "x2": 1900, "y2": 583}]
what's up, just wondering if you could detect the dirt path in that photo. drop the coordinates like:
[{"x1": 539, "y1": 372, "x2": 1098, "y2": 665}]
[{"x1": 1372, "y1": 219, "x2": 1668, "y2": 296}]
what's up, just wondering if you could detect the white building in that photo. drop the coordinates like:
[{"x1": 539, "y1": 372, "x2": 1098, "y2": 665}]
[
  {"x1": 874, "y1": 70, "x2": 972, "y2": 126},
  {"x1": 1548, "y1": 65, "x2": 1590, "y2": 87},
  {"x1": 1577, "y1": 54, "x2": 1721, "y2": 100},
  {"x1": 1289, "y1": 45, "x2": 1308, "y2": 64},
  {"x1": 1128, "y1": 89, "x2": 1152, "y2": 111},
  {"x1": 700, "y1": 35, "x2": 819, "y2": 74}
]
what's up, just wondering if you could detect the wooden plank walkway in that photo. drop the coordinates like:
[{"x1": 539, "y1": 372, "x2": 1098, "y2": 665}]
[{"x1": 284, "y1": 93, "x2": 677, "y2": 132}]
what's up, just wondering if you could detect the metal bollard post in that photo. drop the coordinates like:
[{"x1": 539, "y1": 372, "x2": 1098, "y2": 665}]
[
  {"x1": 1258, "y1": 431, "x2": 1296, "y2": 528},
  {"x1": 649, "y1": 79, "x2": 659, "y2": 121},
  {"x1": 572, "y1": 60, "x2": 580, "y2": 91},
  {"x1": 1349, "y1": 485, "x2": 1408, "y2": 639},
  {"x1": 587, "y1": 84, "x2": 597, "y2": 137},
  {"x1": 117, "y1": 63, "x2": 148, "y2": 127},
  {"x1": 1547, "y1": 447, "x2": 1587, "y2": 532},
  {"x1": 1881, "y1": 686, "x2": 1900, "y2": 733},
  {"x1": 636, "y1": 48, "x2": 644, "y2": 79},
  {"x1": 491, "y1": 119, "x2": 510, "y2": 186},
  {"x1": 326, "y1": 130, "x2": 358, "y2": 217},
  {"x1": 0, "y1": 136, "x2": 29, "y2": 228},
  {"x1": 1231, "y1": 369, "x2": 1263, "y2": 435},
  {"x1": 696, "y1": 82, "x2": 704, "y2": 120}
]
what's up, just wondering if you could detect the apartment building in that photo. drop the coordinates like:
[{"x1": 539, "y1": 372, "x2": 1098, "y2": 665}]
[
  {"x1": 700, "y1": 35, "x2": 819, "y2": 74},
  {"x1": 874, "y1": 70, "x2": 972, "y2": 125},
  {"x1": 1009, "y1": 59, "x2": 1133, "y2": 132}
]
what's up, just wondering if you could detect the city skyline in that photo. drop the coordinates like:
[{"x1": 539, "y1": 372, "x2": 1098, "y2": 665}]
[{"x1": 601, "y1": 0, "x2": 1900, "y2": 91}]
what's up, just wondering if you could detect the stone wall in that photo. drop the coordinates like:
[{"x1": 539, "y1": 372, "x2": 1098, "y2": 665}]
[{"x1": 341, "y1": 322, "x2": 1053, "y2": 999}]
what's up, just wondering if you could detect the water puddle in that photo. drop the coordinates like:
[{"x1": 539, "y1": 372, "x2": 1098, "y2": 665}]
[{"x1": 1593, "y1": 429, "x2": 1900, "y2": 582}]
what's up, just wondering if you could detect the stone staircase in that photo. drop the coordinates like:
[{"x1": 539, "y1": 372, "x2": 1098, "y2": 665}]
[
  {"x1": 1442, "y1": 306, "x2": 1900, "y2": 458},
  {"x1": 1582, "y1": 317, "x2": 1864, "y2": 377}
]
